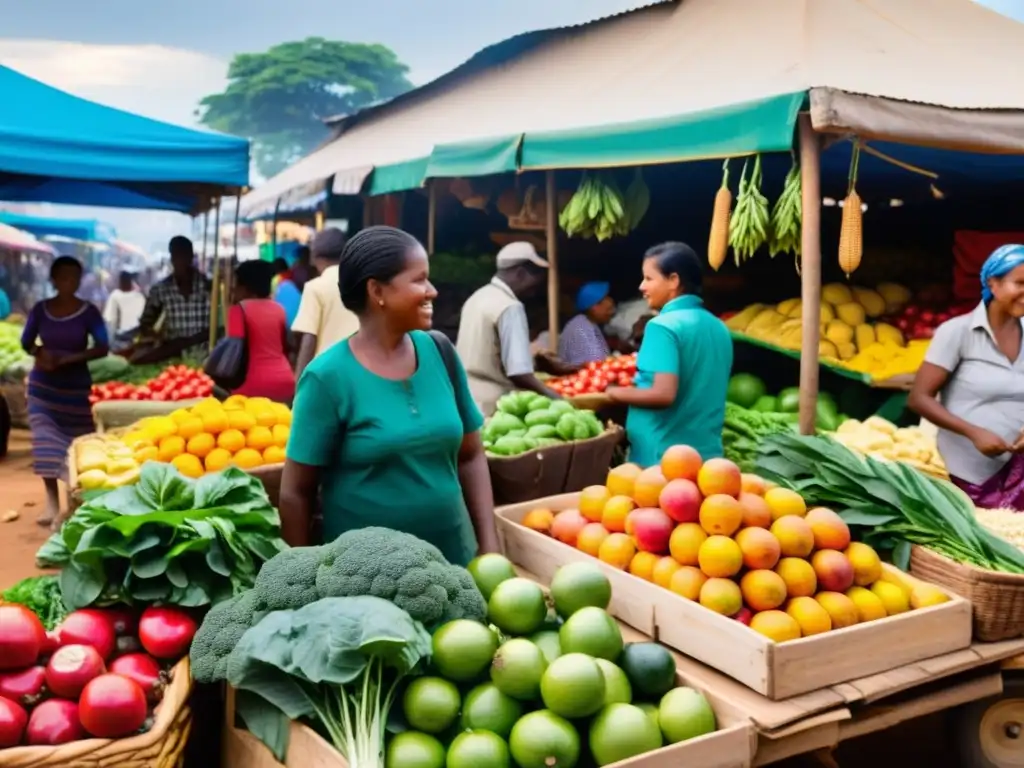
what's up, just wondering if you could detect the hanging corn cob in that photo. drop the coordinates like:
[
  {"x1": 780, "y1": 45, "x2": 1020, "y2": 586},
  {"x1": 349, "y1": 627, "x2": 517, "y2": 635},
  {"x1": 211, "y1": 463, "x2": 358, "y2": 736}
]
[
  {"x1": 838, "y1": 142, "x2": 863, "y2": 277},
  {"x1": 769, "y1": 155, "x2": 802, "y2": 260},
  {"x1": 728, "y1": 154, "x2": 771, "y2": 265},
  {"x1": 707, "y1": 160, "x2": 731, "y2": 271}
]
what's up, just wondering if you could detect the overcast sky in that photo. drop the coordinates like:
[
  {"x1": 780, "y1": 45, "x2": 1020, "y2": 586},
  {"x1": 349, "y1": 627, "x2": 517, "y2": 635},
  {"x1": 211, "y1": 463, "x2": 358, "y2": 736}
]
[{"x1": 1, "y1": 0, "x2": 1021, "y2": 249}]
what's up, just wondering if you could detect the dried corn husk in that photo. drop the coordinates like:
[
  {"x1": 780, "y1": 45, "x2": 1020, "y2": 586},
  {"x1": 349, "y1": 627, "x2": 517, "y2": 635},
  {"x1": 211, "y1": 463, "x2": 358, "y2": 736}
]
[
  {"x1": 838, "y1": 143, "x2": 863, "y2": 277},
  {"x1": 708, "y1": 160, "x2": 732, "y2": 271}
]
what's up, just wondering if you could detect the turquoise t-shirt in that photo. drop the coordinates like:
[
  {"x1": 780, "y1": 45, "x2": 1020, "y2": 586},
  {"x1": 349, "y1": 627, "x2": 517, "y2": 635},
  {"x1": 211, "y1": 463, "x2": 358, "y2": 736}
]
[
  {"x1": 625, "y1": 295, "x2": 733, "y2": 468},
  {"x1": 286, "y1": 330, "x2": 484, "y2": 566}
]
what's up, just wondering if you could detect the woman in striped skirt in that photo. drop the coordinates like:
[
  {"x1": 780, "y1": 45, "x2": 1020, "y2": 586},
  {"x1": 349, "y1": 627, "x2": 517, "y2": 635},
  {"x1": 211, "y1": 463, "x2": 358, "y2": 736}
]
[{"x1": 21, "y1": 257, "x2": 109, "y2": 526}]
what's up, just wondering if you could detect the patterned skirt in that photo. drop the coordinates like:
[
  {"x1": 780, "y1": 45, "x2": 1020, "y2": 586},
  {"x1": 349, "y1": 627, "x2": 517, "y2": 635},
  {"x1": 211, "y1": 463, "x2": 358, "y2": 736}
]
[
  {"x1": 27, "y1": 376, "x2": 96, "y2": 481},
  {"x1": 951, "y1": 454, "x2": 1024, "y2": 512}
]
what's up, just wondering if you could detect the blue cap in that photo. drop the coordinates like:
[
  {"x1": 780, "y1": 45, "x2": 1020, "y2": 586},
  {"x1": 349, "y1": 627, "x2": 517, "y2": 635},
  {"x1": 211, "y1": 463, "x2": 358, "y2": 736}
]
[{"x1": 576, "y1": 281, "x2": 610, "y2": 312}]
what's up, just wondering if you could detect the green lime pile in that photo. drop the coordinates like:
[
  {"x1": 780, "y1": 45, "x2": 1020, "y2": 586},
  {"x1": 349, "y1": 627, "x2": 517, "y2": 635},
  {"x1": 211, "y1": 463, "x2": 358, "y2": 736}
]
[
  {"x1": 388, "y1": 556, "x2": 718, "y2": 768},
  {"x1": 483, "y1": 393, "x2": 604, "y2": 457}
]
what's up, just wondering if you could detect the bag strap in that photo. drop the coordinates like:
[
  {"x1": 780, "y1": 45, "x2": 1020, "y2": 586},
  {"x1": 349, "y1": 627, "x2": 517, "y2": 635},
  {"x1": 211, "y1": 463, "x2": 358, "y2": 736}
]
[{"x1": 427, "y1": 330, "x2": 459, "y2": 390}]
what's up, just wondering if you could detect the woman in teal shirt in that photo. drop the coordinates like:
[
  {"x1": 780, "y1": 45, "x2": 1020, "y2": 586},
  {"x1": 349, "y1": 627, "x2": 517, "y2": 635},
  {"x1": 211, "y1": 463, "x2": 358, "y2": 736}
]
[
  {"x1": 280, "y1": 226, "x2": 499, "y2": 565},
  {"x1": 606, "y1": 242, "x2": 733, "y2": 468}
]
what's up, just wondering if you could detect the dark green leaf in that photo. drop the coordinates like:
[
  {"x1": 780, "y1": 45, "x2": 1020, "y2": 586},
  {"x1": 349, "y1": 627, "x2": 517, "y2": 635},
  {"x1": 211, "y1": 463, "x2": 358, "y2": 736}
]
[
  {"x1": 132, "y1": 548, "x2": 171, "y2": 579},
  {"x1": 166, "y1": 561, "x2": 189, "y2": 589},
  {"x1": 234, "y1": 691, "x2": 292, "y2": 762},
  {"x1": 130, "y1": 576, "x2": 172, "y2": 602},
  {"x1": 134, "y1": 463, "x2": 195, "y2": 511},
  {"x1": 35, "y1": 534, "x2": 71, "y2": 567},
  {"x1": 205, "y1": 538, "x2": 231, "y2": 577},
  {"x1": 892, "y1": 541, "x2": 912, "y2": 571},
  {"x1": 840, "y1": 510, "x2": 899, "y2": 526},
  {"x1": 60, "y1": 564, "x2": 106, "y2": 610}
]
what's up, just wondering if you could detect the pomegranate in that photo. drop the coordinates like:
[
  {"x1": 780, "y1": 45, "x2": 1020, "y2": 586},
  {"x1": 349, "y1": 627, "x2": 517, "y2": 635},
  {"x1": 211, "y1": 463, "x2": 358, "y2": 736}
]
[
  {"x1": 79, "y1": 674, "x2": 148, "y2": 738},
  {"x1": 138, "y1": 607, "x2": 197, "y2": 660},
  {"x1": 0, "y1": 666, "x2": 47, "y2": 708},
  {"x1": 0, "y1": 695, "x2": 28, "y2": 748},
  {"x1": 46, "y1": 644, "x2": 106, "y2": 699},
  {"x1": 0, "y1": 605, "x2": 46, "y2": 670},
  {"x1": 110, "y1": 654, "x2": 165, "y2": 702},
  {"x1": 26, "y1": 699, "x2": 84, "y2": 746},
  {"x1": 57, "y1": 610, "x2": 117, "y2": 660}
]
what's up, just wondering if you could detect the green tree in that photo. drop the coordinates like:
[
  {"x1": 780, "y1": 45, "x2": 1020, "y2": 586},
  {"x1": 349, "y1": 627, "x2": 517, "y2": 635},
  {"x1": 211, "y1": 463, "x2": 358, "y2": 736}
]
[{"x1": 199, "y1": 37, "x2": 413, "y2": 179}]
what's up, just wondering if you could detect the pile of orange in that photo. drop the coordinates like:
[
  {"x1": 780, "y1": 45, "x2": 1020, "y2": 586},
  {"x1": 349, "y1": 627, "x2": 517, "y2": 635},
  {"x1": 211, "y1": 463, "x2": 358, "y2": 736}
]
[
  {"x1": 522, "y1": 445, "x2": 949, "y2": 643},
  {"x1": 121, "y1": 395, "x2": 291, "y2": 478}
]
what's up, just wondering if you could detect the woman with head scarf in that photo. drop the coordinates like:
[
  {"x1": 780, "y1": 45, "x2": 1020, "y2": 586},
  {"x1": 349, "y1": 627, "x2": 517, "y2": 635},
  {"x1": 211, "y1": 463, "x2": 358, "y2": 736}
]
[
  {"x1": 558, "y1": 282, "x2": 618, "y2": 366},
  {"x1": 910, "y1": 244, "x2": 1024, "y2": 509},
  {"x1": 278, "y1": 226, "x2": 498, "y2": 563}
]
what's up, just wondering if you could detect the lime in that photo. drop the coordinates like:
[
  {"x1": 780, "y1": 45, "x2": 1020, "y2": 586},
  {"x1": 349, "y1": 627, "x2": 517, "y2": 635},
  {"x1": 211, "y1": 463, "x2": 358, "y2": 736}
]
[
  {"x1": 589, "y1": 703, "x2": 663, "y2": 765},
  {"x1": 509, "y1": 710, "x2": 580, "y2": 768},
  {"x1": 558, "y1": 607, "x2": 623, "y2": 661},
  {"x1": 403, "y1": 677, "x2": 461, "y2": 734},
  {"x1": 386, "y1": 731, "x2": 446, "y2": 768},
  {"x1": 432, "y1": 620, "x2": 499, "y2": 682},
  {"x1": 490, "y1": 638, "x2": 547, "y2": 701},
  {"x1": 550, "y1": 562, "x2": 612, "y2": 618},
  {"x1": 528, "y1": 630, "x2": 563, "y2": 665},
  {"x1": 468, "y1": 554, "x2": 516, "y2": 600},
  {"x1": 619, "y1": 642, "x2": 676, "y2": 698},
  {"x1": 460, "y1": 683, "x2": 523, "y2": 739},
  {"x1": 487, "y1": 578, "x2": 548, "y2": 636},
  {"x1": 446, "y1": 730, "x2": 509, "y2": 768},
  {"x1": 595, "y1": 659, "x2": 632, "y2": 705},
  {"x1": 659, "y1": 687, "x2": 717, "y2": 744},
  {"x1": 540, "y1": 653, "x2": 606, "y2": 719},
  {"x1": 637, "y1": 702, "x2": 660, "y2": 731}
]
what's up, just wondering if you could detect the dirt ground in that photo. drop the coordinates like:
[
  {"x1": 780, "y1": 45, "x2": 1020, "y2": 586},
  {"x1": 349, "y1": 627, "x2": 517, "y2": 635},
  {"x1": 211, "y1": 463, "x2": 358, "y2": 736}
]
[
  {"x1": 0, "y1": 430, "x2": 975, "y2": 767},
  {"x1": 0, "y1": 430, "x2": 56, "y2": 585}
]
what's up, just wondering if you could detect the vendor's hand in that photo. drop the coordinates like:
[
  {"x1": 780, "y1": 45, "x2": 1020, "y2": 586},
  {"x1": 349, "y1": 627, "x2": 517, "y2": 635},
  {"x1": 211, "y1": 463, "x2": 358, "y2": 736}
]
[
  {"x1": 970, "y1": 428, "x2": 1011, "y2": 457},
  {"x1": 34, "y1": 349, "x2": 57, "y2": 372}
]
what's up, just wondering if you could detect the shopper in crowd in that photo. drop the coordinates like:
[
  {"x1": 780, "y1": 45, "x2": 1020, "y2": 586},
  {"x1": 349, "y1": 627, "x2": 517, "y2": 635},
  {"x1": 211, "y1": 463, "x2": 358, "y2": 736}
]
[
  {"x1": 605, "y1": 242, "x2": 732, "y2": 467},
  {"x1": 558, "y1": 281, "x2": 621, "y2": 365},
  {"x1": 910, "y1": 244, "x2": 1024, "y2": 509},
  {"x1": 291, "y1": 228, "x2": 360, "y2": 378},
  {"x1": 280, "y1": 226, "x2": 498, "y2": 564},
  {"x1": 224, "y1": 260, "x2": 296, "y2": 403},
  {"x1": 456, "y1": 242, "x2": 565, "y2": 415},
  {"x1": 134, "y1": 236, "x2": 211, "y2": 362},
  {"x1": 271, "y1": 258, "x2": 302, "y2": 328},
  {"x1": 21, "y1": 256, "x2": 109, "y2": 526},
  {"x1": 103, "y1": 270, "x2": 146, "y2": 351}
]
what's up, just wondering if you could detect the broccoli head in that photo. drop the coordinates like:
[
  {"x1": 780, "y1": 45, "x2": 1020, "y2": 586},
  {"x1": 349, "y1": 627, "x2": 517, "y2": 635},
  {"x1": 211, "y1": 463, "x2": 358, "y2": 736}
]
[
  {"x1": 315, "y1": 527, "x2": 486, "y2": 628},
  {"x1": 189, "y1": 590, "x2": 257, "y2": 683},
  {"x1": 249, "y1": 545, "x2": 323, "y2": 620}
]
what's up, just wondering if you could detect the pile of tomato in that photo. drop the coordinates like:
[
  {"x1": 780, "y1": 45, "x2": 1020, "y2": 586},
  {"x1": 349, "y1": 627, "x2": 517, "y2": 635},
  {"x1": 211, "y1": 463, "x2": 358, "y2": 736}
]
[
  {"x1": 548, "y1": 353, "x2": 638, "y2": 396},
  {"x1": 89, "y1": 365, "x2": 214, "y2": 404}
]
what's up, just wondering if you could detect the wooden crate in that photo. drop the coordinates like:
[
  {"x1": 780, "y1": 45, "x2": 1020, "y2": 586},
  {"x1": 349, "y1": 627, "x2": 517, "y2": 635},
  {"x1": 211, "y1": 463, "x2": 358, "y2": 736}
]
[{"x1": 496, "y1": 494, "x2": 974, "y2": 700}]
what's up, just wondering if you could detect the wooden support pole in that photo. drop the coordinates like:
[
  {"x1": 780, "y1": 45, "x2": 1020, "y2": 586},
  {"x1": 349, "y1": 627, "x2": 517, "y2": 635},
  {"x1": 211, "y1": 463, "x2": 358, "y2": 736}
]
[
  {"x1": 199, "y1": 209, "x2": 210, "y2": 274},
  {"x1": 427, "y1": 182, "x2": 437, "y2": 255},
  {"x1": 315, "y1": 210, "x2": 325, "y2": 231},
  {"x1": 208, "y1": 197, "x2": 222, "y2": 352},
  {"x1": 545, "y1": 170, "x2": 560, "y2": 352},
  {"x1": 798, "y1": 114, "x2": 823, "y2": 436}
]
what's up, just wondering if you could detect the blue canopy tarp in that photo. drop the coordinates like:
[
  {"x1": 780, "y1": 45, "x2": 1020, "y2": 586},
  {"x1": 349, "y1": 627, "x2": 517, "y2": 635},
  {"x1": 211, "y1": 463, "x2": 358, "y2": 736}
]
[
  {"x1": 0, "y1": 212, "x2": 115, "y2": 243},
  {"x1": 0, "y1": 66, "x2": 250, "y2": 213}
]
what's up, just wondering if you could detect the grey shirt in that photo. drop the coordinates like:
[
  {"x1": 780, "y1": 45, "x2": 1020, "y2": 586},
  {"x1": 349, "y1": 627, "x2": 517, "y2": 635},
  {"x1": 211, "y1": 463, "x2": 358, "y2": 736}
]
[
  {"x1": 495, "y1": 297, "x2": 534, "y2": 378},
  {"x1": 925, "y1": 302, "x2": 1024, "y2": 485}
]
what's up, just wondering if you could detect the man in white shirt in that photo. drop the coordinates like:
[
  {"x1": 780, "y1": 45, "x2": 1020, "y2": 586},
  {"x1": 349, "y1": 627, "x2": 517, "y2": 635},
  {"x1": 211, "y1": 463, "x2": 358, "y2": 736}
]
[{"x1": 103, "y1": 271, "x2": 146, "y2": 351}]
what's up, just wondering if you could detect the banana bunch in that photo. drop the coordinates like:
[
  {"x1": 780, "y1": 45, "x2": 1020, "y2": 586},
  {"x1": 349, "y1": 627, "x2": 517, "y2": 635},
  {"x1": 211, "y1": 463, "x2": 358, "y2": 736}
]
[
  {"x1": 559, "y1": 171, "x2": 648, "y2": 242},
  {"x1": 769, "y1": 158, "x2": 802, "y2": 260},
  {"x1": 728, "y1": 154, "x2": 771, "y2": 265}
]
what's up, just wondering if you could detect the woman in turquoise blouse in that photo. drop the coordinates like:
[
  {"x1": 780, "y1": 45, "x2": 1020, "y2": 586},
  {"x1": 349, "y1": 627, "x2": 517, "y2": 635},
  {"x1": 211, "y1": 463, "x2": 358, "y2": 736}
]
[
  {"x1": 280, "y1": 226, "x2": 499, "y2": 565},
  {"x1": 606, "y1": 242, "x2": 733, "y2": 468}
]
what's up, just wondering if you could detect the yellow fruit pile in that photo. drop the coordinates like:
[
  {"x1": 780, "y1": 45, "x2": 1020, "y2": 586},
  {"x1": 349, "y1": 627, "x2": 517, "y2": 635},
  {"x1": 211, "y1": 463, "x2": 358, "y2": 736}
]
[
  {"x1": 841, "y1": 339, "x2": 930, "y2": 381},
  {"x1": 831, "y1": 416, "x2": 948, "y2": 480},
  {"x1": 75, "y1": 435, "x2": 142, "y2": 490},
  {"x1": 726, "y1": 282, "x2": 918, "y2": 376},
  {"x1": 121, "y1": 395, "x2": 291, "y2": 478}
]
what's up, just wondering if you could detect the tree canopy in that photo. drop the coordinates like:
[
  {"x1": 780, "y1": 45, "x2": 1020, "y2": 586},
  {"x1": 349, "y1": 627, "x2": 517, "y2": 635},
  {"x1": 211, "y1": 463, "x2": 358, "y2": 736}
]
[{"x1": 199, "y1": 37, "x2": 413, "y2": 179}]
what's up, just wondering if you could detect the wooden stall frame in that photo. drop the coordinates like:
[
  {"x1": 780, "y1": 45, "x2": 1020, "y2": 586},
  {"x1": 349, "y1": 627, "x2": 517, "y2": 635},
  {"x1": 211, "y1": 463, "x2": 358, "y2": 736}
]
[
  {"x1": 545, "y1": 169, "x2": 560, "y2": 351},
  {"x1": 797, "y1": 114, "x2": 823, "y2": 436}
]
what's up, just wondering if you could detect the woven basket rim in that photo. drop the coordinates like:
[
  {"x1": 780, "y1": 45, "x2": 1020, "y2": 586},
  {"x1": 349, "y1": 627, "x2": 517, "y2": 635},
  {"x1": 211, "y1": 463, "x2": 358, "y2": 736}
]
[
  {"x1": 0, "y1": 657, "x2": 192, "y2": 762},
  {"x1": 486, "y1": 423, "x2": 624, "y2": 463},
  {"x1": 911, "y1": 544, "x2": 1024, "y2": 586}
]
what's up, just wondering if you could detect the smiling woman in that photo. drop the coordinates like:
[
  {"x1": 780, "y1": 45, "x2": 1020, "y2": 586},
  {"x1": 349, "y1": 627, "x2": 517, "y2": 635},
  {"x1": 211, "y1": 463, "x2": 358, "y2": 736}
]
[{"x1": 278, "y1": 226, "x2": 500, "y2": 565}]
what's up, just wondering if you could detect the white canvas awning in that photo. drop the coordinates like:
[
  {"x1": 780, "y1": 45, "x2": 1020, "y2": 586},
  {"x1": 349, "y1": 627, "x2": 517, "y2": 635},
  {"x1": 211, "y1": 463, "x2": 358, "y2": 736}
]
[{"x1": 241, "y1": 0, "x2": 1024, "y2": 216}]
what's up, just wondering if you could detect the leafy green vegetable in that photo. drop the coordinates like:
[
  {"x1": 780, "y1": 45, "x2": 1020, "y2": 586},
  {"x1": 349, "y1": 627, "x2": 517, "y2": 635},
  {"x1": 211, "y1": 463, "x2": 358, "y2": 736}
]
[
  {"x1": 723, "y1": 402, "x2": 800, "y2": 471},
  {"x1": 37, "y1": 463, "x2": 287, "y2": 609},
  {"x1": 1, "y1": 574, "x2": 67, "y2": 630},
  {"x1": 756, "y1": 433, "x2": 1024, "y2": 573},
  {"x1": 226, "y1": 596, "x2": 432, "y2": 765}
]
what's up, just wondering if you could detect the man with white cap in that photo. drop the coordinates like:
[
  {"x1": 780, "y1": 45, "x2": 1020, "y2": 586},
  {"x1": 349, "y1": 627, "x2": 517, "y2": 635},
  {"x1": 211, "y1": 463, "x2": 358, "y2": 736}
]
[{"x1": 457, "y1": 241, "x2": 561, "y2": 416}]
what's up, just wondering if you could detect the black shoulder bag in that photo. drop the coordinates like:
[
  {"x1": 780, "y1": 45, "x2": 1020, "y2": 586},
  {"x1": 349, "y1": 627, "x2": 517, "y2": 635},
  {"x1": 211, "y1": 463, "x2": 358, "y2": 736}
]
[{"x1": 204, "y1": 302, "x2": 249, "y2": 391}]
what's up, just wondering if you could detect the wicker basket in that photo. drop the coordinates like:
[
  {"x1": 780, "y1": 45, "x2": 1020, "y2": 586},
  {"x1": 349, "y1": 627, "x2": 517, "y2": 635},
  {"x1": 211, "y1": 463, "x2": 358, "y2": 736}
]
[
  {"x1": 0, "y1": 657, "x2": 193, "y2": 768},
  {"x1": 1, "y1": 380, "x2": 28, "y2": 429},
  {"x1": 909, "y1": 545, "x2": 1024, "y2": 642}
]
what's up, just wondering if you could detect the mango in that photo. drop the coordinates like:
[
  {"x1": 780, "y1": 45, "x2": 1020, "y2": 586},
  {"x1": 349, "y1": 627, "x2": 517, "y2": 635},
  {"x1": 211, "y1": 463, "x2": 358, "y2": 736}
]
[{"x1": 786, "y1": 596, "x2": 832, "y2": 636}]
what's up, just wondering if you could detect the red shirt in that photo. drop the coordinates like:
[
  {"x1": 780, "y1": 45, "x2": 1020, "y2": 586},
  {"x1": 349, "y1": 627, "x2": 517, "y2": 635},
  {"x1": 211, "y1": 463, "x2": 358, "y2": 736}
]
[{"x1": 226, "y1": 299, "x2": 296, "y2": 403}]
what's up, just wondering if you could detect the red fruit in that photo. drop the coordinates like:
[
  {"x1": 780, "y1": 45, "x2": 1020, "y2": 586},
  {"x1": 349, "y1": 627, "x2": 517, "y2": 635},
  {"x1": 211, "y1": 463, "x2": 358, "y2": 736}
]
[
  {"x1": 660, "y1": 445, "x2": 703, "y2": 482},
  {"x1": 0, "y1": 605, "x2": 46, "y2": 670},
  {"x1": 26, "y1": 699, "x2": 84, "y2": 746},
  {"x1": 0, "y1": 695, "x2": 28, "y2": 748},
  {"x1": 109, "y1": 654, "x2": 165, "y2": 702},
  {"x1": 628, "y1": 508, "x2": 675, "y2": 554},
  {"x1": 101, "y1": 608, "x2": 138, "y2": 638},
  {"x1": 79, "y1": 674, "x2": 148, "y2": 738},
  {"x1": 551, "y1": 509, "x2": 589, "y2": 547},
  {"x1": 0, "y1": 666, "x2": 47, "y2": 708},
  {"x1": 46, "y1": 644, "x2": 106, "y2": 699},
  {"x1": 138, "y1": 607, "x2": 198, "y2": 661},
  {"x1": 57, "y1": 610, "x2": 117, "y2": 660},
  {"x1": 658, "y1": 479, "x2": 703, "y2": 524},
  {"x1": 733, "y1": 607, "x2": 754, "y2": 626}
]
